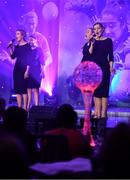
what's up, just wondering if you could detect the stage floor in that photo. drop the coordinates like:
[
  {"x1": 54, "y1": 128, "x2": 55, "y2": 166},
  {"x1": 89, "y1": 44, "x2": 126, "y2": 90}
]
[
  {"x1": 75, "y1": 106, "x2": 130, "y2": 128},
  {"x1": 7, "y1": 102, "x2": 130, "y2": 129}
]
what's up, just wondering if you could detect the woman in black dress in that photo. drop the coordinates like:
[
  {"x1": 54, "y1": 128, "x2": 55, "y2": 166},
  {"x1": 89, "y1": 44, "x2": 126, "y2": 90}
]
[
  {"x1": 81, "y1": 27, "x2": 95, "y2": 63},
  {"x1": 92, "y1": 22, "x2": 114, "y2": 117},
  {"x1": 9, "y1": 29, "x2": 31, "y2": 110},
  {"x1": 81, "y1": 24, "x2": 114, "y2": 139},
  {"x1": 91, "y1": 22, "x2": 114, "y2": 137},
  {"x1": 27, "y1": 35, "x2": 44, "y2": 110}
]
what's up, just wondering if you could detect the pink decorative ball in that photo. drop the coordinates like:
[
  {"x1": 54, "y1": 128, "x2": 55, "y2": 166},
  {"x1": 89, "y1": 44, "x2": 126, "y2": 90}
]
[{"x1": 73, "y1": 61, "x2": 103, "y2": 93}]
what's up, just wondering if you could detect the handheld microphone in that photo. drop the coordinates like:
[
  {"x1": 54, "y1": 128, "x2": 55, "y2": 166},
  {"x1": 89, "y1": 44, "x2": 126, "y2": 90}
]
[
  {"x1": 89, "y1": 37, "x2": 95, "y2": 44},
  {"x1": 7, "y1": 39, "x2": 15, "y2": 48}
]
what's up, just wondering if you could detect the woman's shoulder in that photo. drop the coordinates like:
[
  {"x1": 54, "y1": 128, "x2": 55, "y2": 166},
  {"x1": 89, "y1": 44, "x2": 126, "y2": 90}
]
[
  {"x1": 95, "y1": 37, "x2": 111, "y2": 42},
  {"x1": 83, "y1": 42, "x2": 88, "y2": 46},
  {"x1": 106, "y1": 37, "x2": 113, "y2": 42},
  {"x1": 100, "y1": 37, "x2": 113, "y2": 45},
  {"x1": 18, "y1": 43, "x2": 30, "y2": 48},
  {"x1": 20, "y1": 42, "x2": 31, "y2": 48},
  {"x1": 26, "y1": 43, "x2": 31, "y2": 47},
  {"x1": 101, "y1": 37, "x2": 112, "y2": 41},
  {"x1": 25, "y1": 43, "x2": 33, "y2": 50},
  {"x1": 82, "y1": 42, "x2": 89, "y2": 48}
]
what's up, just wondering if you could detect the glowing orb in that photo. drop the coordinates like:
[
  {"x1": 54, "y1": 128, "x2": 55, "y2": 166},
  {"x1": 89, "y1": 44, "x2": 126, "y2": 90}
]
[
  {"x1": 73, "y1": 61, "x2": 102, "y2": 93},
  {"x1": 73, "y1": 61, "x2": 103, "y2": 146},
  {"x1": 42, "y1": 2, "x2": 58, "y2": 21}
]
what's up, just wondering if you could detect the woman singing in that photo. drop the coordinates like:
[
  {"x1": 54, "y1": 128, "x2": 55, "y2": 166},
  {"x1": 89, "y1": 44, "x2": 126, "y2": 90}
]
[
  {"x1": 81, "y1": 27, "x2": 95, "y2": 62},
  {"x1": 91, "y1": 22, "x2": 114, "y2": 138},
  {"x1": 8, "y1": 29, "x2": 31, "y2": 110}
]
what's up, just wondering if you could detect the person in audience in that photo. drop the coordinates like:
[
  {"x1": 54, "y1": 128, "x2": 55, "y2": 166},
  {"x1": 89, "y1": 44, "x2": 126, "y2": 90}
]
[
  {"x1": 44, "y1": 104, "x2": 92, "y2": 159},
  {"x1": 0, "y1": 97, "x2": 6, "y2": 120},
  {"x1": 0, "y1": 131, "x2": 29, "y2": 178},
  {"x1": 3, "y1": 106, "x2": 37, "y2": 164},
  {"x1": 93, "y1": 122, "x2": 130, "y2": 178}
]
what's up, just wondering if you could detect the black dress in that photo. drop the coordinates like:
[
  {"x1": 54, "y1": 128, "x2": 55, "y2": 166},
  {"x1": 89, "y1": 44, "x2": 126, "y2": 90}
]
[
  {"x1": 27, "y1": 47, "x2": 43, "y2": 89},
  {"x1": 11, "y1": 43, "x2": 32, "y2": 94},
  {"x1": 81, "y1": 41, "x2": 95, "y2": 62},
  {"x1": 81, "y1": 38, "x2": 114, "y2": 97}
]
